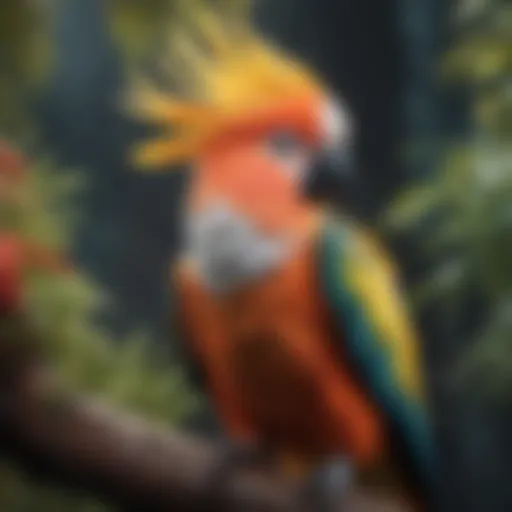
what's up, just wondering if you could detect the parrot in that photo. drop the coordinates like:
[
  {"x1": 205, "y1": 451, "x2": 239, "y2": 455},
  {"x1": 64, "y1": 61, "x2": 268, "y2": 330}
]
[{"x1": 128, "y1": 5, "x2": 436, "y2": 511}]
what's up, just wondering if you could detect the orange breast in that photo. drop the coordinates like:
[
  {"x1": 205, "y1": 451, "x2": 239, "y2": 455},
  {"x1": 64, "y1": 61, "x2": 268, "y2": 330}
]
[{"x1": 175, "y1": 237, "x2": 386, "y2": 466}]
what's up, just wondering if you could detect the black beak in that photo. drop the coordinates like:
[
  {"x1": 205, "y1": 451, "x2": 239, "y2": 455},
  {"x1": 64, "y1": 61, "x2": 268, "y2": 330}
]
[
  {"x1": 325, "y1": 140, "x2": 355, "y2": 177},
  {"x1": 310, "y1": 139, "x2": 357, "y2": 187},
  {"x1": 305, "y1": 142, "x2": 356, "y2": 200}
]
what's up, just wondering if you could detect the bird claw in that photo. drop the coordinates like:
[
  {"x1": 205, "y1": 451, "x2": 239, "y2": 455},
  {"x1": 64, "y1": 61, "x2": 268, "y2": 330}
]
[
  {"x1": 303, "y1": 456, "x2": 355, "y2": 512},
  {"x1": 218, "y1": 439, "x2": 273, "y2": 470},
  {"x1": 196, "y1": 440, "x2": 271, "y2": 511}
]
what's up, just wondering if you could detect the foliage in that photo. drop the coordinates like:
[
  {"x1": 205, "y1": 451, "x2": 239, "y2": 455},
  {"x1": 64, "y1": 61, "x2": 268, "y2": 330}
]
[
  {"x1": 106, "y1": 0, "x2": 177, "y2": 64},
  {"x1": 0, "y1": 0, "x2": 250, "y2": 135},
  {"x1": 384, "y1": 0, "x2": 512, "y2": 393},
  {"x1": 106, "y1": 0, "x2": 251, "y2": 67},
  {"x1": 0, "y1": 153, "x2": 199, "y2": 510},
  {"x1": 0, "y1": 1, "x2": 55, "y2": 136}
]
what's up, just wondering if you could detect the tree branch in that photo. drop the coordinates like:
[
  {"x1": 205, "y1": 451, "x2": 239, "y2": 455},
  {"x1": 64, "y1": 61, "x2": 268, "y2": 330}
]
[
  {"x1": 0, "y1": 315, "x2": 410, "y2": 512},
  {"x1": 0, "y1": 365, "x2": 304, "y2": 512}
]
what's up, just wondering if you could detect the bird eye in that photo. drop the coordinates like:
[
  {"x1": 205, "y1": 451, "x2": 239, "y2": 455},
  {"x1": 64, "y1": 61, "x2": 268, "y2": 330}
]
[
  {"x1": 266, "y1": 131, "x2": 302, "y2": 158},
  {"x1": 265, "y1": 131, "x2": 312, "y2": 183}
]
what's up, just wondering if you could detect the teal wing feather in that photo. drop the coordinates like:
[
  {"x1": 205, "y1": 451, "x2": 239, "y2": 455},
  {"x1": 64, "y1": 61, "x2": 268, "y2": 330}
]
[{"x1": 316, "y1": 216, "x2": 436, "y2": 494}]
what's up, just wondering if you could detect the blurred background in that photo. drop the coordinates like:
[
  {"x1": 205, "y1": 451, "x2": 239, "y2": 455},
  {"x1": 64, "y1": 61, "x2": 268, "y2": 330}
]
[{"x1": 0, "y1": 0, "x2": 510, "y2": 510}]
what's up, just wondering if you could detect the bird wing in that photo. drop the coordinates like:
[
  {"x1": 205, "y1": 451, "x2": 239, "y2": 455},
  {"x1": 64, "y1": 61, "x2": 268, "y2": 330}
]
[
  {"x1": 316, "y1": 216, "x2": 435, "y2": 492},
  {"x1": 171, "y1": 260, "x2": 209, "y2": 392},
  {"x1": 171, "y1": 258, "x2": 256, "y2": 440}
]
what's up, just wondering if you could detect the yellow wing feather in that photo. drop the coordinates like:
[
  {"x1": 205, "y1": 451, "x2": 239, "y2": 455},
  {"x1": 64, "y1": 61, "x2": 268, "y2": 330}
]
[{"x1": 345, "y1": 229, "x2": 425, "y2": 400}]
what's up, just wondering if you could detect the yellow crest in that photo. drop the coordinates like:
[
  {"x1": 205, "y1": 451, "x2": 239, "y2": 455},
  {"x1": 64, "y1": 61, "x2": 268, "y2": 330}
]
[{"x1": 126, "y1": 0, "x2": 324, "y2": 169}]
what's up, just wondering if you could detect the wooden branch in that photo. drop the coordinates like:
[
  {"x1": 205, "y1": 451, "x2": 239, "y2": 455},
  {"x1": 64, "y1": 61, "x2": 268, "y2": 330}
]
[
  {"x1": 1, "y1": 367, "x2": 304, "y2": 512},
  {"x1": 0, "y1": 315, "x2": 411, "y2": 512}
]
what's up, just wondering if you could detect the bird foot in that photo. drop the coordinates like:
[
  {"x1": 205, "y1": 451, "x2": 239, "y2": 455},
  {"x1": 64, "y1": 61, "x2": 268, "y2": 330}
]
[
  {"x1": 196, "y1": 440, "x2": 272, "y2": 511},
  {"x1": 303, "y1": 456, "x2": 355, "y2": 512}
]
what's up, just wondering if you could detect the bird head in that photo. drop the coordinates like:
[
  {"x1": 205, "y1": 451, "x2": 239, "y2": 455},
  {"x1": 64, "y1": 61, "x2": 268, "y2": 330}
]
[{"x1": 129, "y1": 4, "x2": 353, "y2": 234}]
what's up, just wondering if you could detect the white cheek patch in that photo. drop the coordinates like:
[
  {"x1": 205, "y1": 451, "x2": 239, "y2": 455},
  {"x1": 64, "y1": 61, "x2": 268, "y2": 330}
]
[
  {"x1": 321, "y1": 97, "x2": 354, "y2": 159},
  {"x1": 185, "y1": 202, "x2": 294, "y2": 294}
]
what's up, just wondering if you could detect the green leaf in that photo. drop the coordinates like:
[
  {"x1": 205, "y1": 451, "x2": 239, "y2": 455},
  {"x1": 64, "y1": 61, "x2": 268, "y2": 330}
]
[
  {"x1": 385, "y1": 0, "x2": 512, "y2": 398},
  {"x1": 1, "y1": 150, "x2": 199, "y2": 511},
  {"x1": 383, "y1": 184, "x2": 442, "y2": 231}
]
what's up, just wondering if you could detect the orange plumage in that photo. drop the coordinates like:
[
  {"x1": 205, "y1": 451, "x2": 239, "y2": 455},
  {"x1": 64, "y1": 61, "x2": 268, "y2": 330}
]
[{"x1": 174, "y1": 221, "x2": 387, "y2": 469}]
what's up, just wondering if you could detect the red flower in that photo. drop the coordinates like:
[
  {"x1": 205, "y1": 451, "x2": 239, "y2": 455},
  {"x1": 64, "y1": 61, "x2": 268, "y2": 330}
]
[
  {"x1": 0, "y1": 234, "x2": 73, "y2": 316},
  {"x1": 0, "y1": 142, "x2": 27, "y2": 208},
  {"x1": 0, "y1": 144, "x2": 71, "y2": 314},
  {"x1": 0, "y1": 141, "x2": 27, "y2": 183},
  {"x1": 0, "y1": 235, "x2": 24, "y2": 313}
]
